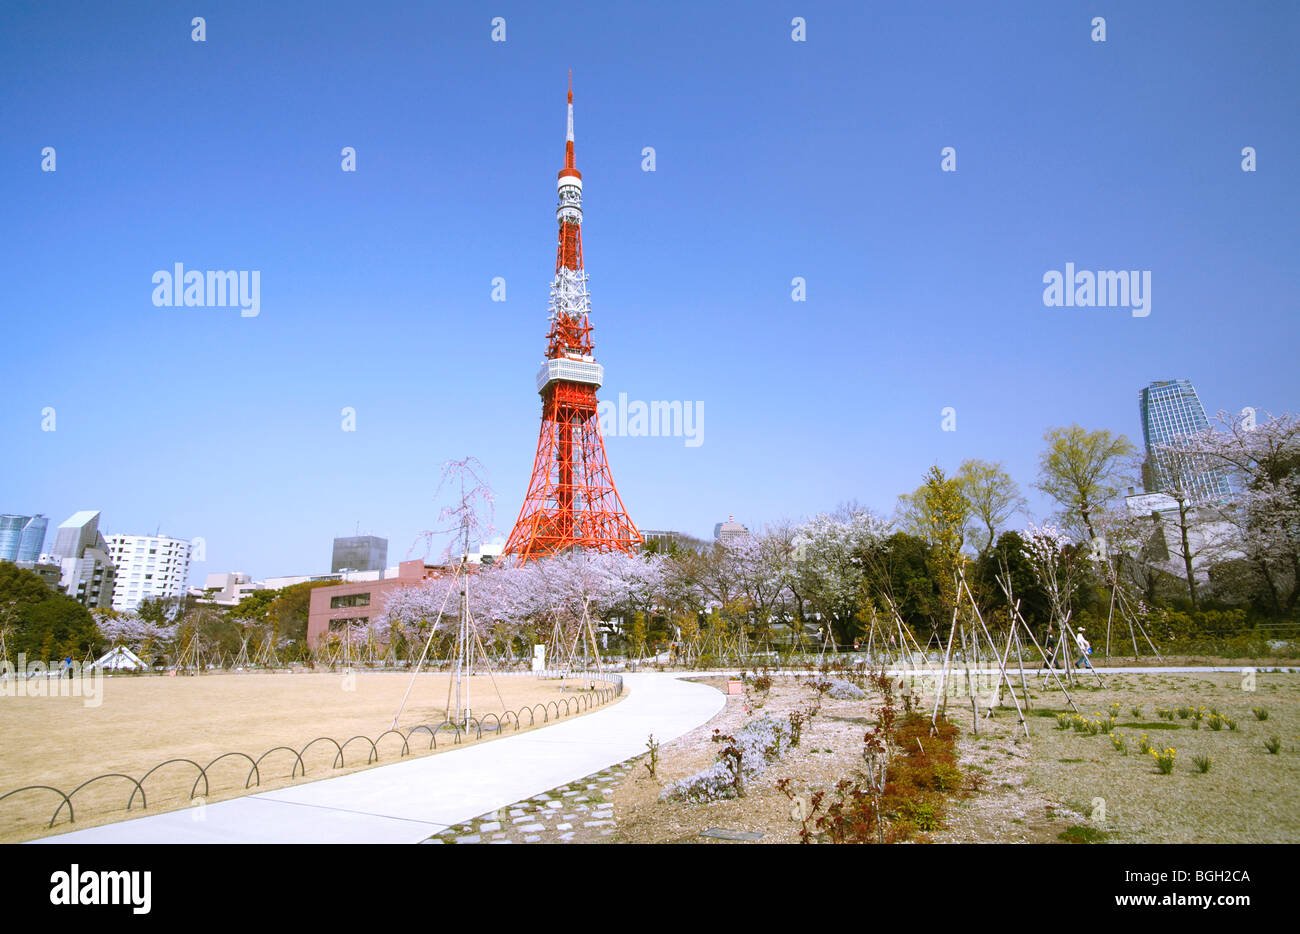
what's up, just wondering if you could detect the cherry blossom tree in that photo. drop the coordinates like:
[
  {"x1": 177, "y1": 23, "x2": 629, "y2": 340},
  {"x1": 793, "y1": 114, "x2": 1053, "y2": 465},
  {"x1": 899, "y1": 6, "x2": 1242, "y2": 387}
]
[
  {"x1": 1019, "y1": 522, "x2": 1099, "y2": 669},
  {"x1": 1187, "y1": 411, "x2": 1300, "y2": 613},
  {"x1": 791, "y1": 508, "x2": 891, "y2": 647}
]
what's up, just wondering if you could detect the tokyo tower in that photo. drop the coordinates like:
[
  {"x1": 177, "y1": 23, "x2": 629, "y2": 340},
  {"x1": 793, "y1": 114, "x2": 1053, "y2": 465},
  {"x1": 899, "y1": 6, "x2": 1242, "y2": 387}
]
[{"x1": 503, "y1": 75, "x2": 641, "y2": 562}]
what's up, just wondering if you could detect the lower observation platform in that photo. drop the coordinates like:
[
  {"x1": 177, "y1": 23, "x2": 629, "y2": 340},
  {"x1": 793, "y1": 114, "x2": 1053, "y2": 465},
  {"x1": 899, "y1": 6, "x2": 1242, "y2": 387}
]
[{"x1": 536, "y1": 355, "x2": 603, "y2": 393}]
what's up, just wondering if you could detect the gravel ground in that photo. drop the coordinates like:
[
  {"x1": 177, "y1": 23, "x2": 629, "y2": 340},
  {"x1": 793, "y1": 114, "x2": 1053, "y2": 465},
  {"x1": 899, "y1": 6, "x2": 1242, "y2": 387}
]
[{"x1": 427, "y1": 667, "x2": 1300, "y2": 845}]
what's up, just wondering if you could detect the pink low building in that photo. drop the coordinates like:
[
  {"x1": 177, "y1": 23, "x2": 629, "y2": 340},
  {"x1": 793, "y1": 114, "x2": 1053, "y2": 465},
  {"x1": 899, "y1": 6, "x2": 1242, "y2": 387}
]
[{"x1": 306, "y1": 559, "x2": 447, "y2": 648}]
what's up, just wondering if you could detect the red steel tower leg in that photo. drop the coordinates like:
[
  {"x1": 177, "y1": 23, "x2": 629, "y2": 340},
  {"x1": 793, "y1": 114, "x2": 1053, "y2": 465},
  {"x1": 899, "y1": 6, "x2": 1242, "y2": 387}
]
[{"x1": 505, "y1": 75, "x2": 641, "y2": 562}]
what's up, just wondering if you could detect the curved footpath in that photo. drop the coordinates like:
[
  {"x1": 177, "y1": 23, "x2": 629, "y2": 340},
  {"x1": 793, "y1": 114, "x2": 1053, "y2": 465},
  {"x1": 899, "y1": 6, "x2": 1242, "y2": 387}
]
[{"x1": 32, "y1": 673, "x2": 724, "y2": 845}]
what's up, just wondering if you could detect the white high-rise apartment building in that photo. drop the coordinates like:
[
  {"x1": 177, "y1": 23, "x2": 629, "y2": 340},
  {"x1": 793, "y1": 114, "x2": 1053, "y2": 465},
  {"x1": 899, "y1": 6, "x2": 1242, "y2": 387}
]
[{"x1": 105, "y1": 534, "x2": 193, "y2": 611}]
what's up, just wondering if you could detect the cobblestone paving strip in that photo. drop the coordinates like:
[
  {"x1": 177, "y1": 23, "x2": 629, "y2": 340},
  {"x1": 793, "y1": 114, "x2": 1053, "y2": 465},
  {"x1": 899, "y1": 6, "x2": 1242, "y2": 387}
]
[{"x1": 425, "y1": 759, "x2": 635, "y2": 844}]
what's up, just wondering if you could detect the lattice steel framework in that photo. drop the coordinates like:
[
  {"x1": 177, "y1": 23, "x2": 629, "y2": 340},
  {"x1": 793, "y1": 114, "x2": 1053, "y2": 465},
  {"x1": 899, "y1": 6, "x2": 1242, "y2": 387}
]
[{"x1": 504, "y1": 75, "x2": 641, "y2": 562}]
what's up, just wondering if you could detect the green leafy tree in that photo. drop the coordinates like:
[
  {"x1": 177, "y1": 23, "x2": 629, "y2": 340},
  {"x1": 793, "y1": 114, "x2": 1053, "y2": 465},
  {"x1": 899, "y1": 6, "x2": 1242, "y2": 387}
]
[
  {"x1": 16, "y1": 599, "x2": 100, "y2": 660},
  {"x1": 971, "y1": 531, "x2": 1052, "y2": 632},
  {"x1": 956, "y1": 458, "x2": 1026, "y2": 553},
  {"x1": 137, "y1": 594, "x2": 199, "y2": 625},
  {"x1": 862, "y1": 532, "x2": 942, "y2": 640},
  {"x1": 267, "y1": 581, "x2": 337, "y2": 648},
  {"x1": 897, "y1": 466, "x2": 970, "y2": 618},
  {"x1": 227, "y1": 581, "x2": 334, "y2": 652},
  {"x1": 627, "y1": 610, "x2": 647, "y2": 658},
  {"x1": 1036, "y1": 425, "x2": 1137, "y2": 541},
  {"x1": 229, "y1": 587, "x2": 278, "y2": 623},
  {"x1": 0, "y1": 561, "x2": 56, "y2": 606},
  {"x1": 0, "y1": 562, "x2": 100, "y2": 660}
]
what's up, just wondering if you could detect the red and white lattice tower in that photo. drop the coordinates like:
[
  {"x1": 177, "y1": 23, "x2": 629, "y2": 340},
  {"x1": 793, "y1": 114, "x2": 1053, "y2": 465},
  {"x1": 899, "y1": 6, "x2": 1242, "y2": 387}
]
[{"x1": 504, "y1": 75, "x2": 641, "y2": 562}]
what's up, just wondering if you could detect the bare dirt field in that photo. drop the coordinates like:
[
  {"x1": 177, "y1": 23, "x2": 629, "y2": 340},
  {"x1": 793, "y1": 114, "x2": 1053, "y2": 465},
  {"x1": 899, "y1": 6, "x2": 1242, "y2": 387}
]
[
  {"x1": 0, "y1": 669, "x2": 617, "y2": 843},
  {"x1": 607, "y1": 669, "x2": 1300, "y2": 844}
]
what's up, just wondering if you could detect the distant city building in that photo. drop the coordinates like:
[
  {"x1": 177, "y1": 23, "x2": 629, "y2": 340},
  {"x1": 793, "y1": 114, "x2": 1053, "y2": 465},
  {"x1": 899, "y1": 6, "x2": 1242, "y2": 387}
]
[
  {"x1": 0, "y1": 516, "x2": 22, "y2": 560},
  {"x1": 331, "y1": 535, "x2": 388, "y2": 573},
  {"x1": 191, "y1": 571, "x2": 358, "y2": 606},
  {"x1": 105, "y1": 533, "x2": 193, "y2": 611},
  {"x1": 1124, "y1": 491, "x2": 1242, "y2": 589},
  {"x1": 51, "y1": 510, "x2": 103, "y2": 560},
  {"x1": 262, "y1": 575, "x2": 315, "y2": 590},
  {"x1": 465, "y1": 541, "x2": 505, "y2": 565},
  {"x1": 306, "y1": 559, "x2": 451, "y2": 647},
  {"x1": 1138, "y1": 379, "x2": 1232, "y2": 503},
  {"x1": 45, "y1": 511, "x2": 116, "y2": 608},
  {"x1": 14, "y1": 560, "x2": 62, "y2": 591},
  {"x1": 0, "y1": 514, "x2": 48, "y2": 562},
  {"x1": 57, "y1": 552, "x2": 117, "y2": 608},
  {"x1": 200, "y1": 572, "x2": 267, "y2": 607},
  {"x1": 714, "y1": 515, "x2": 750, "y2": 540},
  {"x1": 1124, "y1": 491, "x2": 1180, "y2": 516}
]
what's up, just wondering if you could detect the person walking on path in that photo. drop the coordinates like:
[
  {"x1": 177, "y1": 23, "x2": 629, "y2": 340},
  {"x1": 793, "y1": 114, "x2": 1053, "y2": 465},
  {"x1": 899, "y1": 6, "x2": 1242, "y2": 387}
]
[{"x1": 1074, "y1": 628, "x2": 1093, "y2": 669}]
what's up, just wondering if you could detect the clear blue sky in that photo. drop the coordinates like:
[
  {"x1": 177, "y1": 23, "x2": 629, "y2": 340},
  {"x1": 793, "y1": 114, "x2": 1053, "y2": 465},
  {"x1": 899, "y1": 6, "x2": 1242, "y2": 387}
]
[{"x1": 2, "y1": 1, "x2": 1297, "y2": 582}]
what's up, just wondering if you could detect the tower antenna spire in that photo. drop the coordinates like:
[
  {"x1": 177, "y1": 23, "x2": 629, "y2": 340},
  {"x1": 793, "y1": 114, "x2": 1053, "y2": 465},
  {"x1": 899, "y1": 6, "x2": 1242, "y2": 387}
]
[
  {"x1": 504, "y1": 74, "x2": 640, "y2": 562},
  {"x1": 564, "y1": 70, "x2": 576, "y2": 168}
]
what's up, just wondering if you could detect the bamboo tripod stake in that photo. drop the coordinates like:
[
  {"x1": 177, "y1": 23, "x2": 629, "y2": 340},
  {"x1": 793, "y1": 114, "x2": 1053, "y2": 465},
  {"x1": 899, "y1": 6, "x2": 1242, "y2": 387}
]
[{"x1": 994, "y1": 570, "x2": 1081, "y2": 714}]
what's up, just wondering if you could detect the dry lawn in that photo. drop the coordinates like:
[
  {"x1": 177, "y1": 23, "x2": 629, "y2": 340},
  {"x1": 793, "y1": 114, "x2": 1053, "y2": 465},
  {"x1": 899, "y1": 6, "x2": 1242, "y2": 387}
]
[
  {"x1": 0, "y1": 669, "x2": 616, "y2": 843},
  {"x1": 1009, "y1": 670, "x2": 1300, "y2": 843}
]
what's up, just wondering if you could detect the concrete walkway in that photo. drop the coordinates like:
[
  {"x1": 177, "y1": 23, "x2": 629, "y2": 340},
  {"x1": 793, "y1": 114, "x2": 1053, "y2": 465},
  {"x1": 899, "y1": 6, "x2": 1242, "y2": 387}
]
[{"x1": 33, "y1": 673, "x2": 726, "y2": 845}]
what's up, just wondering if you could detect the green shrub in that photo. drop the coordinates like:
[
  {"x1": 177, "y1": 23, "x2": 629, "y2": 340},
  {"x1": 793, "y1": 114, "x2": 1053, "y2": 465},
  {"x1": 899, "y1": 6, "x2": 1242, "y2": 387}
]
[
  {"x1": 1058, "y1": 824, "x2": 1108, "y2": 844},
  {"x1": 901, "y1": 798, "x2": 942, "y2": 832}
]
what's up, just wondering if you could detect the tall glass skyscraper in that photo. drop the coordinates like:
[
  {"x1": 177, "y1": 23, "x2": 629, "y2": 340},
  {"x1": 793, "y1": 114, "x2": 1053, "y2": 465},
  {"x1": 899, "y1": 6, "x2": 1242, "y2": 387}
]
[
  {"x1": 0, "y1": 514, "x2": 48, "y2": 562},
  {"x1": 1139, "y1": 379, "x2": 1233, "y2": 503}
]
